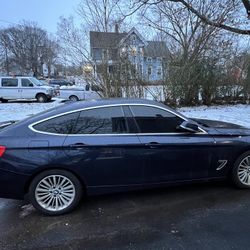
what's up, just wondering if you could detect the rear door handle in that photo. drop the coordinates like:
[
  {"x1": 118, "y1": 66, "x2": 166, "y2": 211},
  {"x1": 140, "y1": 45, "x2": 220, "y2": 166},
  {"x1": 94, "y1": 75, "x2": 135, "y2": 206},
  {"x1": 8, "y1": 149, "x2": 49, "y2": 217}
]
[{"x1": 145, "y1": 142, "x2": 161, "y2": 149}]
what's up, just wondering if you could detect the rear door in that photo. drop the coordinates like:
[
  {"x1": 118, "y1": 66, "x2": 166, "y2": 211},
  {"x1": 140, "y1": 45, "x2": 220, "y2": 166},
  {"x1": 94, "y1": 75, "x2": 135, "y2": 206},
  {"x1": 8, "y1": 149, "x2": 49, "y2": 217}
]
[{"x1": 63, "y1": 106, "x2": 144, "y2": 188}]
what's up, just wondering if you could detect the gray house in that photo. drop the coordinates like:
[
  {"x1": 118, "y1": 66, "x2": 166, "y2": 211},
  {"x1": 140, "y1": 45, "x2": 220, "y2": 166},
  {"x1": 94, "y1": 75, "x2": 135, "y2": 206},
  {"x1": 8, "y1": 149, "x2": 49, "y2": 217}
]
[{"x1": 90, "y1": 28, "x2": 170, "y2": 83}]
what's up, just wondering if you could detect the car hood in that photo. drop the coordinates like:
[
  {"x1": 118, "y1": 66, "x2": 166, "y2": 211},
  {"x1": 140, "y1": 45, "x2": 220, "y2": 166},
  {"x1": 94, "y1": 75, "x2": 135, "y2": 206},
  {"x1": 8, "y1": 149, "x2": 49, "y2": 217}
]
[
  {"x1": 39, "y1": 85, "x2": 53, "y2": 90},
  {"x1": 191, "y1": 118, "x2": 250, "y2": 136}
]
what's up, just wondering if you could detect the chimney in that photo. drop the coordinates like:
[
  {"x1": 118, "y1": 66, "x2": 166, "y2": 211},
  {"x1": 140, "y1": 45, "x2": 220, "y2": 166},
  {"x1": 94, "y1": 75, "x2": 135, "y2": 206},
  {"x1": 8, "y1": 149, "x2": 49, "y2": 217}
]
[{"x1": 115, "y1": 23, "x2": 119, "y2": 33}]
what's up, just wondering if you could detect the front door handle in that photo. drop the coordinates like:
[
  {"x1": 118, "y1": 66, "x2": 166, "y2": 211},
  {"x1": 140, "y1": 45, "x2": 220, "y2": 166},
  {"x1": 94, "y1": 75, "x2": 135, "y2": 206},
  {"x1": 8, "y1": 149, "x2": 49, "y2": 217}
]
[
  {"x1": 145, "y1": 142, "x2": 161, "y2": 149},
  {"x1": 69, "y1": 143, "x2": 86, "y2": 149}
]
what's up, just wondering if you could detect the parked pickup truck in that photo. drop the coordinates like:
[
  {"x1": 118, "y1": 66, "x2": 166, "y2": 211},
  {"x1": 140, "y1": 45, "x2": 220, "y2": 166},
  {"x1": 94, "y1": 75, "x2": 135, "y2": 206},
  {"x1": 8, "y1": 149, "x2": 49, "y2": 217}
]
[
  {"x1": 59, "y1": 85, "x2": 101, "y2": 101},
  {"x1": 0, "y1": 76, "x2": 54, "y2": 103}
]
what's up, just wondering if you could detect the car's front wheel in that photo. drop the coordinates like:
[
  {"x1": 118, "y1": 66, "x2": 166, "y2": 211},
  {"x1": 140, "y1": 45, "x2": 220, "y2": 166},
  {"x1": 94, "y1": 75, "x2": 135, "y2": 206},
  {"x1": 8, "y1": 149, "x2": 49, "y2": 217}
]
[
  {"x1": 29, "y1": 169, "x2": 82, "y2": 215},
  {"x1": 232, "y1": 151, "x2": 250, "y2": 188},
  {"x1": 36, "y1": 94, "x2": 48, "y2": 103},
  {"x1": 69, "y1": 95, "x2": 79, "y2": 101}
]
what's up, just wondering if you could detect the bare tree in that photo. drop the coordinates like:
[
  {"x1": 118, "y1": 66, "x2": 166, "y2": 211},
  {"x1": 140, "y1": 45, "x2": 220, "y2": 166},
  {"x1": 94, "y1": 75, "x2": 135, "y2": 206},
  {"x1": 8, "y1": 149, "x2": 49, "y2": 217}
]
[
  {"x1": 77, "y1": 0, "x2": 126, "y2": 32},
  {"x1": 0, "y1": 21, "x2": 58, "y2": 76},
  {"x1": 138, "y1": 1, "x2": 236, "y2": 105},
  {"x1": 132, "y1": 0, "x2": 250, "y2": 35},
  {"x1": 57, "y1": 16, "x2": 91, "y2": 67}
]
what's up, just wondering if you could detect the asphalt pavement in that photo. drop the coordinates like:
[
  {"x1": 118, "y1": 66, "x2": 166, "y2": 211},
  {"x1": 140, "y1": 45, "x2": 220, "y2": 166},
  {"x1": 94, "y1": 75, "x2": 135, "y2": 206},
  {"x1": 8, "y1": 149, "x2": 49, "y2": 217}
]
[{"x1": 1, "y1": 181, "x2": 250, "y2": 250}]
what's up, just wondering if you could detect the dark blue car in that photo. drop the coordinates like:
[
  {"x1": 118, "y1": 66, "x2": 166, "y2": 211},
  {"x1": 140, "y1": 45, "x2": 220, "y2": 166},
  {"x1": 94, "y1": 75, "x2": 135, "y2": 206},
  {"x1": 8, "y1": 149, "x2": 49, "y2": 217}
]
[{"x1": 0, "y1": 99, "x2": 250, "y2": 215}]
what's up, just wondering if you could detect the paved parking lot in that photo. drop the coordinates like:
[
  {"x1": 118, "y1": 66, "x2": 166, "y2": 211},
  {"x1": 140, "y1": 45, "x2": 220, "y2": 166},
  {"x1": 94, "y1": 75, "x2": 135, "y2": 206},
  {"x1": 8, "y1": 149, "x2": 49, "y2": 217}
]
[{"x1": 1, "y1": 181, "x2": 250, "y2": 250}]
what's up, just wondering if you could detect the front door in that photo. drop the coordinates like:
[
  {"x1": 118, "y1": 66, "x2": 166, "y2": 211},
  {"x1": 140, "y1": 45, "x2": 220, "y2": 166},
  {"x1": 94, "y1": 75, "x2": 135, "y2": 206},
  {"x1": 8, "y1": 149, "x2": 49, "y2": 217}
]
[
  {"x1": 128, "y1": 105, "x2": 215, "y2": 184},
  {"x1": 20, "y1": 78, "x2": 36, "y2": 98}
]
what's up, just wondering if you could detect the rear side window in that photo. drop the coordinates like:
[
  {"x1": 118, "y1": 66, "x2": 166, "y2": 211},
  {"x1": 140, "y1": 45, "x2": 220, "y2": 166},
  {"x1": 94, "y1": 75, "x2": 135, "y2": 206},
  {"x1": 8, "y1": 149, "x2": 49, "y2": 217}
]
[
  {"x1": 130, "y1": 105, "x2": 183, "y2": 133},
  {"x1": 1, "y1": 78, "x2": 18, "y2": 87},
  {"x1": 33, "y1": 112, "x2": 79, "y2": 134},
  {"x1": 73, "y1": 106, "x2": 128, "y2": 134}
]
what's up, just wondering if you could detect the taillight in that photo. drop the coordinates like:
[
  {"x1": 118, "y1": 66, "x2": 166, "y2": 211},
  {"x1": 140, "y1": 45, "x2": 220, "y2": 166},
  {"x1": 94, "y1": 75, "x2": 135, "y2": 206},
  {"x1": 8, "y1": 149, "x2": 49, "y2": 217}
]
[{"x1": 0, "y1": 146, "x2": 6, "y2": 157}]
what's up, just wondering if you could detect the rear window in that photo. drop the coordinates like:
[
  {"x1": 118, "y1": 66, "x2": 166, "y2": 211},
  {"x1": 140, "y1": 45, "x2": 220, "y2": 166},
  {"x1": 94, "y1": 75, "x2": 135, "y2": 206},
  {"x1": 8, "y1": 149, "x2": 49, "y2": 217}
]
[
  {"x1": 1, "y1": 78, "x2": 18, "y2": 87},
  {"x1": 33, "y1": 112, "x2": 79, "y2": 134}
]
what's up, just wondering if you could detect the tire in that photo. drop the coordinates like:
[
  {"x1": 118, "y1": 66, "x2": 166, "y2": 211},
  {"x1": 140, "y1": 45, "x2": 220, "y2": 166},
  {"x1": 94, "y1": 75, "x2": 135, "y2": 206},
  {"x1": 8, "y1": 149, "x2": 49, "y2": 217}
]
[
  {"x1": 232, "y1": 151, "x2": 250, "y2": 188},
  {"x1": 36, "y1": 94, "x2": 47, "y2": 103},
  {"x1": 1, "y1": 99, "x2": 8, "y2": 103},
  {"x1": 29, "y1": 169, "x2": 83, "y2": 215},
  {"x1": 69, "y1": 95, "x2": 79, "y2": 101}
]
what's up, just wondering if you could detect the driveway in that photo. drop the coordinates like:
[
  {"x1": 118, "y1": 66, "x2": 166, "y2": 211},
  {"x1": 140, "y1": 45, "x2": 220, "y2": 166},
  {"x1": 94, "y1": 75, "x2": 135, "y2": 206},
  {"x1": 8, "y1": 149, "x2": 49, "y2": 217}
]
[{"x1": 1, "y1": 182, "x2": 250, "y2": 250}]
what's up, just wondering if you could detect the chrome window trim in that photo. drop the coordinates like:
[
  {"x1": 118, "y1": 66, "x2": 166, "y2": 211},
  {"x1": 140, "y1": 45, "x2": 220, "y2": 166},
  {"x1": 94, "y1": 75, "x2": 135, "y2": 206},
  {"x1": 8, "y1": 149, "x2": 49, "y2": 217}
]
[{"x1": 28, "y1": 103, "x2": 208, "y2": 136}]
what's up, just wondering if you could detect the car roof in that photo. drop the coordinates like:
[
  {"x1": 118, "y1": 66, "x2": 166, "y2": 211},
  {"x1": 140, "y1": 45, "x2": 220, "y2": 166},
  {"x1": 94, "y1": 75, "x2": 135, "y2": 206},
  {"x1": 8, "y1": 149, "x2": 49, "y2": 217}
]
[
  {"x1": 51, "y1": 98, "x2": 184, "y2": 118},
  {"x1": 3, "y1": 98, "x2": 187, "y2": 132}
]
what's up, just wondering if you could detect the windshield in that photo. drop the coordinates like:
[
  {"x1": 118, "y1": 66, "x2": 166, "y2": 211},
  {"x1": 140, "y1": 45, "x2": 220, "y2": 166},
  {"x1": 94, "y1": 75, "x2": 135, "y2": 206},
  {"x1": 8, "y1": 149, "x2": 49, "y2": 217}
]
[{"x1": 29, "y1": 77, "x2": 44, "y2": 86}]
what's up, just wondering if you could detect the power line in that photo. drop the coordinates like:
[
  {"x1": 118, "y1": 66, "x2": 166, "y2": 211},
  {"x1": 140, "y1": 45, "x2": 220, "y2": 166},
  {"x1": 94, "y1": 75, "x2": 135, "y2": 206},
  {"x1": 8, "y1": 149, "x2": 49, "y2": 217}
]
[{"x1": 0, "y1": 19, "x2": 19, "y2": 26}]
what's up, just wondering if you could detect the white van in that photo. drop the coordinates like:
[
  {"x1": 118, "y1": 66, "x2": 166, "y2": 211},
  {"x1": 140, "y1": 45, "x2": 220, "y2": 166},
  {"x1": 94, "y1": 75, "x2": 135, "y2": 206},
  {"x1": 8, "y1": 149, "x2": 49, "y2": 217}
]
[{"x1": 0, "y1": 76, "x2": 54, "y2": 103}]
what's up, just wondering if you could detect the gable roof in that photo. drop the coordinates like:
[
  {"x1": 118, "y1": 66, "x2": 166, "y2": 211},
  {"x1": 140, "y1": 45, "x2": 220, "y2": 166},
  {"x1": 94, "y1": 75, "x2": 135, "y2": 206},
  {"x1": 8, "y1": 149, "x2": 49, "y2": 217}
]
[
  {"x1": 90, "y1": 29, "x2": 170, "y2": 58},
  {"x1": 118, "y1": 27, "x2": 147, "y2": 47},
  {"x1": 90, "y1": 31, "x2": 127, "y2": 48},
  {"x1": 144, "y1": 41, "x2": 170, "y2": 58}
]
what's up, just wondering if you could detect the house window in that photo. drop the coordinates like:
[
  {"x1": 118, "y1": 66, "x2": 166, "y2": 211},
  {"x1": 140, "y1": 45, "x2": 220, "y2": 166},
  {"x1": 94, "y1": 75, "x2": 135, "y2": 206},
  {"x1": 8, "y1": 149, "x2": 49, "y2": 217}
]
[
  {"x1": 108, "y1": 65, "x2": 114, "y2": 74},
  {"x1": 131, "y1": 46, "x2": 137, "y2": 56},
  {"x1": 139, "y1": 64, "x2": 143, "y2": 75},
  {"x1": 102, "y1": 49, "x2": 109, "y2": 60},
  {"x1": 147, "y1": 57, "x2": 152, "y2": 63},
  {"x1": 148, "y1": 66, "x2": 152, "y2": 76},
  {"x1": 131, "y1": 34, "x2": 136, "y2": 44},
  {"x1": 157, "y1": 66, "x2": 162, "y2": 76}
]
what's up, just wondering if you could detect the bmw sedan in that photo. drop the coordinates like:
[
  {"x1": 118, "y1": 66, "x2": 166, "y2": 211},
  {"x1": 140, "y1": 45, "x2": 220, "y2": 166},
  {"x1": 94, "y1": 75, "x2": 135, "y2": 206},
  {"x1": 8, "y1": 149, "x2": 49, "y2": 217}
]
[{"x1": 0, "y1": 98, "x2": 250, "y2": 215}]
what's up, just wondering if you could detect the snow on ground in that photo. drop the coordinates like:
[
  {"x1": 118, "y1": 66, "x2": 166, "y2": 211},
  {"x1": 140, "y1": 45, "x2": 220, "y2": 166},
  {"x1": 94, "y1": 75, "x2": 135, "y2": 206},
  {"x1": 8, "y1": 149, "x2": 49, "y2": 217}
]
[
  {"x1": 0, "y1": 99, "x2": 249, "y2": 128},
  {"x1": 0, "y1": 98, "x2": 63, "y2": 122}
]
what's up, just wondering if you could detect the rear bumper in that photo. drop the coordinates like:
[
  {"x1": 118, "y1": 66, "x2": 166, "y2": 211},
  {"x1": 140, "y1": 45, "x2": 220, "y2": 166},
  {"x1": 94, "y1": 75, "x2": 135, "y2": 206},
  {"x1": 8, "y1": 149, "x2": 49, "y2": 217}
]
[{"x1": 0, "y1": 167, "x2": 29, "y2": 199}]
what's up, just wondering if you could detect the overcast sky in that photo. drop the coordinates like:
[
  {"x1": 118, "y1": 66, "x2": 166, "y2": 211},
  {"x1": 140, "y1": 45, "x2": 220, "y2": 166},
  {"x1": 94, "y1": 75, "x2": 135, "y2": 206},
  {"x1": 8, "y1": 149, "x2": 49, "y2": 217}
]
[{"x1": 0, "y1": 0, "x2": 81, "y2": 33}]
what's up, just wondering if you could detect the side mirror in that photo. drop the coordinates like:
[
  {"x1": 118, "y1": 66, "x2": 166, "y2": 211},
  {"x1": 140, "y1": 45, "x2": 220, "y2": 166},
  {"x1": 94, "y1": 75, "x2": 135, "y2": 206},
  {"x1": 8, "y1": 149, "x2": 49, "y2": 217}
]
[
  {"x1": 29, "y1": 83, "x2": 33, "y2": 87},
  {"x1": 85, "y1": 84, "x2": 90, "y2": 91},
  {"x1": 179, "y1": 121, "x2": 200, "y2": 133}
]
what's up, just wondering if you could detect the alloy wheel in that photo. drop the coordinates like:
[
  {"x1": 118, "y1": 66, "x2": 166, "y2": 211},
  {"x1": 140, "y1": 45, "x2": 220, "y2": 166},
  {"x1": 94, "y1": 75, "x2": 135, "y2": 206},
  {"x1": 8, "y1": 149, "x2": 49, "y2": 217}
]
[
  {"x1": 35, "y1": 175, "x2": 76, "y2": 212},
  {"x1": 237, "y1": 156, "x2": 250, "y2": 185}
]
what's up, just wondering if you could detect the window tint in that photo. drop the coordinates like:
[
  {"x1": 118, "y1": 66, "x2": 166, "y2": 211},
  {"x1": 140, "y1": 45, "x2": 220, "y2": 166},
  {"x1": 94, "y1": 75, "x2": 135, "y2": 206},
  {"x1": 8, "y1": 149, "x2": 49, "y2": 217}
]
[
  {"x1": 1, "y1": 78, "x2": 18, "y2": 87},
  {"x1": 33, "y1": 112, "x2": 79, "y2": 134},
  {"x1": 73, "y1": 106, "x2": 128, "y2": 134},
  {"x1": 130, "y1": 105, "x2": 183, "y2": 133},
  {"x1": 21, "y1": 78, "x2": 33, "y2": 87}
]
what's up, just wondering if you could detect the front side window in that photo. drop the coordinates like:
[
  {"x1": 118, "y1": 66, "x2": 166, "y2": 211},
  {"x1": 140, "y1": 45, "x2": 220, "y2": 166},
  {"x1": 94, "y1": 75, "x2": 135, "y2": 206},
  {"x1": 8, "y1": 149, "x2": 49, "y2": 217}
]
[
  {"x1": 73, "y1": 106, "x2": 128, "y2": 134},
  {"x1": 1, "y1": 78, "x2": 18, "y2": 87},
  {"x1": 21, "y1": 79, "x2": 33, "y2": 87},
  {"x1": 130, "y1": 105, "x2": 183, "y2": 133},
  {"x1": 33, "y1": 112, "x2": 79, "y2": 134}
]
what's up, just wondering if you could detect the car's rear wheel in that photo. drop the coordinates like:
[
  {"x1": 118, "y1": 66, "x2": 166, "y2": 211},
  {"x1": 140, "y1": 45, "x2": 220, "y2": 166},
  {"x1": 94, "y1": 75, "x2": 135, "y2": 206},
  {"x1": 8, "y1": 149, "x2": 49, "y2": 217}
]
[
  {"x1": 232, "y1": 151, "x2": 250, "y2": 188},
  {"x1": 69, "y1": 95, "x2": 79, "y2": 101},
  {"x1": 29, "y1": 169, "x2": 82, "y2": 215},
  {"x1": 36, "y1": 94, "x2": 47, "y2": 103}
]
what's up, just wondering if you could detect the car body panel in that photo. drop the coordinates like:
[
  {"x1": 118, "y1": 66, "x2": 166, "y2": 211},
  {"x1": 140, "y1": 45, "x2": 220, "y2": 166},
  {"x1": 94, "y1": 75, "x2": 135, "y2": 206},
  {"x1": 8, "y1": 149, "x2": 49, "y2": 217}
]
[{"x1": 0, "y1": 99, "x2": 250, "y2": 200}]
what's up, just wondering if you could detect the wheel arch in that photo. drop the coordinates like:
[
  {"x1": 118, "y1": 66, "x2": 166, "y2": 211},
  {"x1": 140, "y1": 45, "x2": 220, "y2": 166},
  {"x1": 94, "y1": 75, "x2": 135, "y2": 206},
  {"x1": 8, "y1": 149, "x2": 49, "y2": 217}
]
[
  {"x1": 35, "y1": 92, "x2": 47, "y2": 98},
  {"x1": 24, "y1": 165, "x2": 87, "y2": 196},
  {"x1": 69, "y1": 95, "x2": 79, "y2": 101}
]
